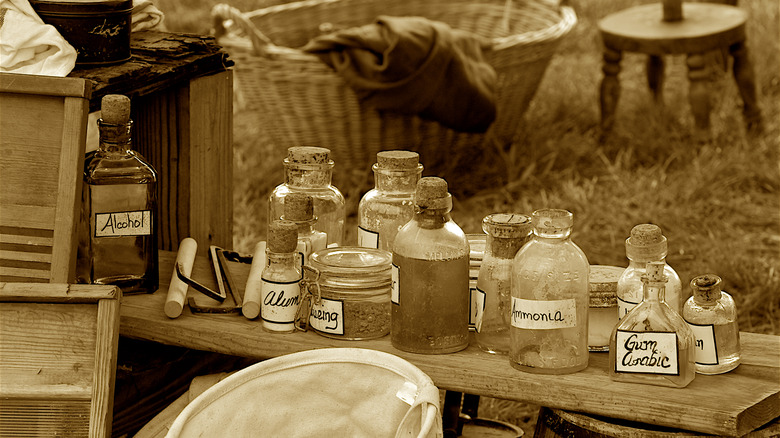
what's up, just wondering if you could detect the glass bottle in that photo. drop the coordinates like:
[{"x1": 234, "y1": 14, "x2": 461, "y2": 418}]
[
  {"x1": 509, "y1": 209, "x2": 589, "y2": 374},
  {"x1": 617, "y1": 224, "x2": 682, "y2": 319},
  {"x1": 282, "y1": 192, "x2": 327, "y2": 267},
  {"x1": 261, "y1": 220, "x2": 302, "y2": 333},
  {"x1": 268, "y1": 146, "x2": 346, "y2": 247},
  {"x1": 587, "y1": 265, "x2": 623, "y2": 352},
  {"x1": 683, "y1": 274, "x2": 741, "y2": 374},
  {"x1": 77, "y1": 94, "x2": 158, "y2": 294},
  {"x1": 357, "y1": 150, "x2": 423, "y2": 251},
  {"x1": 610, "y1": 261, "x2": 696, "y2": 388},
  {"x1": 474, "y1": 213, "x2": 532, "y2": 355},
  {"x1": 391, "y1": 177, "x2": 470, "y2": 354}
]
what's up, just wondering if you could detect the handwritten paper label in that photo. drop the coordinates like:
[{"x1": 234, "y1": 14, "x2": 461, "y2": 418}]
[
  {"x1": 260, "y1": 279, "x2": 301, "y2": 324},
  {"x1": 618, "y1": 297, "x2": 640, "y2": 319},
  {"x1": 688, "y1": 323, "x2": 718, "y2": 365},
  {"x1": 615, "y1": 331, "x2": 679, "y2": 375},
  {"x1": 391, "y1": 263, "x2": 400, "y2": 304},
  {"x1": 95, "y1": 211, "x2": 151, "y2": 237},
  {"x1": 473, "y1": 287, "x2": 486, "y2": 332},
  {"x1": 510, "y1": 298, "x2": 576, "y2": 330},
  {"x1": 357, "y1": 226, "x2": 379, "y2": 249},
  {"x1": 309, "y1": 297, "x2": 343, "y2": 335}
]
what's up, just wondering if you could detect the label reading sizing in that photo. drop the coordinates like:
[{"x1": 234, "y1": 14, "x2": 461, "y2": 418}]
[{"x1": 309, "y1": 297, "x2": 343, "y2": 335}]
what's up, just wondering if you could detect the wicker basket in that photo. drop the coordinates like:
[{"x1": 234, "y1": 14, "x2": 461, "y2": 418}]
[{"x1": 212, "y1": 0, "x2": 577, "y2": 187}]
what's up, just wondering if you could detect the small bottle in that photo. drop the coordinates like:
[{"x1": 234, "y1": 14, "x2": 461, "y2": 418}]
[
  {"x1": 282, "y1": 193, "x2": 327, "y2": 267},
  {"x1": 610, "y1": 261, "x2": 696, "y2": 388},
  {"x1": 77, "y1": 94, "x2": 158, "y2": 294},
  {"x1": 683, "y1": 274, "x2": 741, "y2": 374},
  {"x1": 474, "y1": 213, "x2": 532, "y2": 355},
  {"x1": 268, "y1": 146, "x2": 346, "y2": 247},
  {"x1": 617, "y1": 224, "x2": 682, "y2": 319},
  {"x1": 357, "y1": 150, "x2": 423, "y2": 251},
  {"x1": 391, "y1": 177, "x2": 470, "y2": 354},
  {"x1": 509, "y1": 209, "x2": 590, "y2": 374},
  {"x1": 261, "y1": 220, "x2": 302, "y2": 333},
  {"x1": 587, "y1": 265, "x2": 623, "y2": 352}
]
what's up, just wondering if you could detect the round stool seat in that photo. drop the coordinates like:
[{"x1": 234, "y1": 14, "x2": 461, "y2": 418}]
[{"x1": 599, "y1": 3, "x2": 746, "y2": 55}]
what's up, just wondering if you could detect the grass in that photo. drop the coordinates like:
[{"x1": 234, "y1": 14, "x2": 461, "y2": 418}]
[{"x1": 154, "y1": 0, "x2": 779, "y2": 434}]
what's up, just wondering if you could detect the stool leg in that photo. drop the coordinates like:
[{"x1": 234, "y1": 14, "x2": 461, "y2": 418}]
[
  {"x1": 686, "y1": 52, "x2": 712, "y2": 132},
  {"x1": 647, "y1": 55, "x2": 665, "y2": 104},
  {"x1": 600, "y1": 46, "x2": 622, "y2": 133},
  {"x1": 730, "y1": 41, "x2": 763, "y2": 133}
]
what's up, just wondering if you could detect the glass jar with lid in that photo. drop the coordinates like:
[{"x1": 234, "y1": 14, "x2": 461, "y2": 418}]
[{"x1": 303, "y1": 247, "x2": 393, "y2": 340}]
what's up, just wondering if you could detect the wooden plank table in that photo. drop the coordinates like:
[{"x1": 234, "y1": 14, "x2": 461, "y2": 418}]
[
  {"x1": 68, "y1": 31, "x2": 233, "y2": 254},
  {"x1": 120, "y1": 251, "x2": 780, "y2": 437}
]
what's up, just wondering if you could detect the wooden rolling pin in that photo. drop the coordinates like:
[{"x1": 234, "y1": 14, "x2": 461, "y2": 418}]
[{"x1": 164, "y1": 237, "x2": 198, "y2": 318}]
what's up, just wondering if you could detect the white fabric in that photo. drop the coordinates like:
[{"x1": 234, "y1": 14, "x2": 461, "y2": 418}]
[
  {"x1": 132, "y1": 0, "x2": 165, "y2": 32},
  {"x1": 0, "y1": 0, "x2": 76, "y2": 76}
]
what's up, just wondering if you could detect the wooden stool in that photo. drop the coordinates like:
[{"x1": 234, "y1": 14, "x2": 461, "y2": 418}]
[{"x1": 598, "y1": 2, "x2": 762, "y2": 134}]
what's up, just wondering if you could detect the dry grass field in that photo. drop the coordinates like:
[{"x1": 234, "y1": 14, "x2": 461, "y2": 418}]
[{"x1": 154, "y1": 0, "x2": 779, "y2": 434}]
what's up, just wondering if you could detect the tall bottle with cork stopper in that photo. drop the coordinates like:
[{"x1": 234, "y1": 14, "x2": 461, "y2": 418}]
[
  {"x1": 77, "y1": 94, "x2": 159, "y2": 294},
  {"x1": 391, "y1": 177, "x2": 470, "y2": 354},
  {"x1": 282, "y1": 193, "x2": 327, "y2": 267},
  {"x1": 260, "y1": 220, "x2": 302, "y2": 333},
  {"x1": 617, "y1": 224, "x2": 682, "y2": 319},
  {"x1": 268, "y1": 146, "x2": 345, "y2": 247},
  {"x1": 683, "y1": 274, "x2": 741, "y2": 374},
  {"x1": 610, "y1": 261, "x2": 696, "y2": 387},
  {"x1": 358, "y1": 150, "x2": 423, "y2": 251}
]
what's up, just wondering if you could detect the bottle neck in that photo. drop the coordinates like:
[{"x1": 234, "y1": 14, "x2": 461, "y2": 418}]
[
  {"x1": 643, "y1": 280, "x2": 667, "y2": 303},
  {"x1": 267, "y1": 251, "x2": 298, "y2": 267},
  {"x1": 414, "y1": 208, "x2": 450, "y2": 229},
  {"x1": 486, "y1": 235, "x2": 525, "y2": 259},
  {"x1": 285, "y1": 163, "x2": 333, "y2": 188},
  {"x1": 374, "y1": 166, "x2": 422, "y2": 193},
  {"x1": 98, "y1": 119, "x2": 133, "y2": 154}
]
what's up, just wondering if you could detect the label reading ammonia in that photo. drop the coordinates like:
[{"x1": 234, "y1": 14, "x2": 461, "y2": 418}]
[
  {"x1": 95, "y1": 210, "x2": 152, "y2": 237},
  {"x1": 614, "y1": 330, "x2": 679, "y2": 375},
  {"x1": 357, "y1": 226, "x2": 379, "y2": 249},
  {"x1": 688, "y1": 323, "x2": 718, "y2": 365},
  {"x1": 510, "y1": 297, "x2": 576, "y2": 330},
  {"x1": 309, "y1": 297, "x2": 343, "y2": 335}
]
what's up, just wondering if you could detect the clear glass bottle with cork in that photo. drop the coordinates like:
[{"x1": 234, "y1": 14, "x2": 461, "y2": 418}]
[
  {"x1": 474, "y1": 213, "x2": 532, "y2": 355},
  {"x1": 610, "y1": 261, "x2": 696, "y2": 387},
  {"x1": 391, "y1": 177, "x2": 470, "y2": 354},
  {"x1": 509, "y1": 209, "x2": 590, "y2": 374},
  {"x1": 260, "y1": 220, "x2": 302, "y2": 333},
  {"x1": 683, "y1": 274, "x2": 741, "y2": 374},
  {"x1": 282, "y1": 193, "x2": 327, "y2": 267},
  {"x1": 77, "y1": 94, "x2": 158, "y2": 294},
  {"x1": 617, "y1": 224, "x2": 682, "y2": 319},
  {"x1": 358, "y1": 150, "x2": 423, "y2": 251},
  {"x1": 268, "y1": 146, "x2": 345, "y2": 247}
]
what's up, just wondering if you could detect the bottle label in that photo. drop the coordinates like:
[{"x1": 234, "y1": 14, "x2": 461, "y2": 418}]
[
  {"x1": 473, "y1": 286, "x2": 486, "y2": 332},
  {"x1": 357, "y1": 226, "x2": 379, "y2": 248},
  {"x1": 687, "y1": 322, "x2": 718, "y2": 365},
  {"x1": 618, "y1": 297, "x2": 640, "y2": 319},
  {"x1": 614, "y1": 330, "x2": 679, "y2": 375},
  {"x1": 309, "y1": 297, "x2": 343, "y2": 335},
  {"x1": 391, "y1": 263, "x2": 400, "y2": 304},
  {"x1": 95, "y1": 210, "x2": 152, "y2": 237},
  {"x1": 510, "y1": 298, "x2": 577, "y2": 330},
  {"x1": 260, "y1": 279, "x2": 301, "y2": 324}
]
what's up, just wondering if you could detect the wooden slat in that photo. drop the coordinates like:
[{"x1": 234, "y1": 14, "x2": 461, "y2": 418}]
[
  {"x1": 0, "y1": 73, "x2": 91, "y2": 99},
  {"x1": 0, "y1": 384, "x2": 93, "y2": 399},
  {"x1": 90, "y1": 298, "x2": 121, "y2": 438},
  {"x1": 0, "y1": 267, "x2": 50, "y2": 280},
  {"x1": 0, "y1": 283, "x2": 120, "y2": 302},
  {"x1": 0, "y1": 398, "x2": 91, "y2": 438},
  {"x1": 0, "y1": 251, "x2": 53, "y2": 264},
  {"x1": 0, "y1": 206, "x2": 57, "y2": 231}
]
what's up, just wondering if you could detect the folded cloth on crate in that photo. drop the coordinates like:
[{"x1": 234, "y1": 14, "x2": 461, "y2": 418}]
[
  {"x1": 303, "y1": 15, "x2": 497, "y2": 133},
  {"x1": 0, "y1": 0, "x2": 76, "y2": 76},
  {"x1": 132, "y1": 0, "x2": 165, "y2": 32}
]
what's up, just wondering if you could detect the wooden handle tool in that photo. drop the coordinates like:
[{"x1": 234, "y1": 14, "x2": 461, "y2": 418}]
[
  {"x1": 242, "y1": 241, "x2": 267, "y2": 319},
  {"x1": 164, "y1": 237, "x2": 198, "y2": 318}
]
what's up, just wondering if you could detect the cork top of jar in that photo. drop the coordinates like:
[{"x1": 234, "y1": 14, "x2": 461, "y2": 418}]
[
  {"x1": 415, "y1": 177, "x2": 451, "y2": 210},
  {"x1": 283, "y1": 193, "x2": 314, "y2": 222},
  {"x1": 589, "y1": 265, "x2": 624, "y2": 307},
  {"x1": 286, "y1": 146, "x2": 331, "y2": 164},
  {"x1": 101, "y1": 94, "x2": 130, "y2": 124},
  {"x1": 376, "y1": 150, "x2": 419, "y2": 169},
  {"x1": 267, "y1": 220, "x2": 299, "y2": 253},
  {"x1": 482, "y1": 213, "x2": 532, "y2": 239},
  {"x1": 532, "y1": 209, "x2": 573, "y2": 236},
  {"x1": 626, "y1": 223, "x2": 668, "y2": 260}
]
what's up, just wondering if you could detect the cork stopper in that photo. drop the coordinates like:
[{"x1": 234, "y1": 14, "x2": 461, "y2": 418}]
[
  {"x1": 691, "y1": 274, "x2": 722, "y2": 303},
  {"x1": 482, "y1": 213, "x2": 532, "y2": 259},
  {"x1": 532, "y1": 209, "x2": 573, "y2": 237},
  {"x1": 626, "y1": 224, "x2": 668, "y2": 261},
  {"x1": 100, "y1": 94, "x2": 131, "y2": 124},
  {"x1": 267, "y1": 220, "x2": 299, "y2": 253},
  {"x1": 415, "y1": 177, "x2": 451, "y2": 210},
  {"x1": 644, "y1": 261, "x2": 668, "y2": 283},
  {"x1": 376, "y1": 150, "x2": 419, "y2": 169},
  {"x1": 283, "y1": 193, "x2": 314, "y2": 222},
  {"x1": 589, "y1": 265, "x2": 624, "y2": 307},
  {"x1": 286, "y1": 146, "x2": 332, "y2": 165}
]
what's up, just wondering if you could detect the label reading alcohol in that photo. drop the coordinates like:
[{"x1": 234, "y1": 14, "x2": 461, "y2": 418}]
[
  {"x1": 687, "y1": 323, "x2": 718, "y2": 365},
  {"x1": 260, "y1": 279, "x2": 301, "y2": 324},
  {"x1": 473, "y1": 286, "x2": 486, "y2": 332},
  {"x1": 391, "y1": 263, "x2": 400, "y2": 304},
  {"x1": 95, "y1": 210, "x2": 152, "y2": 237},
  {"x1": 617, "y1": 297, "x2": 640, "y2": 319},
  {"x1": 510, "y1": 297, "x2": 577, "y2": 330},
  {"x1": 615, "y1": 331, "x2": 679, "y2": 375},
  {"x1": 309, "y1": 297, "x2": 343, "y2": 335},
  {"x1": 357, "y1": 226, "x2": 379, "y2": 249}
]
